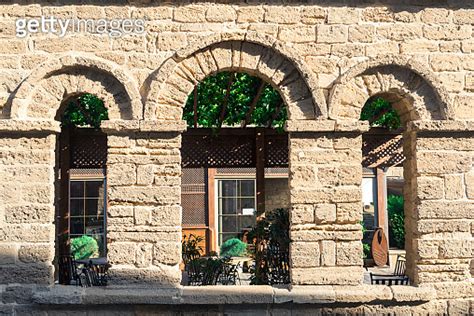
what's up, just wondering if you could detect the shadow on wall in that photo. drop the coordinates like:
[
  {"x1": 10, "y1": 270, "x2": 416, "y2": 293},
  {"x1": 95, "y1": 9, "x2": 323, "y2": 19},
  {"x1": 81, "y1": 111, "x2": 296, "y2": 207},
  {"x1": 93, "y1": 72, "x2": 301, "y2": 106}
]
[{"x1": 7, "y1": 0, "x2": 473, "y2": 10}]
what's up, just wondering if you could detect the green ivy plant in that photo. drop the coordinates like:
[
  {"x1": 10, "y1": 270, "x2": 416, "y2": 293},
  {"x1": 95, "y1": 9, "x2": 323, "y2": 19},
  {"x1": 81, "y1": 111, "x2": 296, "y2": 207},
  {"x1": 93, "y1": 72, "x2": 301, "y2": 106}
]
[
  {"x1": 70, "y1": 235, "x2": 99, "y2": 260},
  {"x1": 360, "y1": 97, "x2": 401, "y2": 130},
  {"x1": 387, "y1": 194, "x2": 405, "y2": 249},
  {"x1": 220, "y1": 238, "x2": 248, "y2": 258},
  {"x1": 62, "y1": 93, "x2": 109, "y2": 129},
  {"x1": 183, "y1": 72, "x2": 287, "y2": 131}
]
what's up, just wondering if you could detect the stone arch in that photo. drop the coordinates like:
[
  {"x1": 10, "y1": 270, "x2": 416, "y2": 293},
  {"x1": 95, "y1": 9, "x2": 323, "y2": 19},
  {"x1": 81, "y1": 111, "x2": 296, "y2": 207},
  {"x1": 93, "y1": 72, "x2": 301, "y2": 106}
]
[
  {"x1": 142, "y1": 31, "x2": 327, "y2": 121},
  {"x1": 7, "y1": 54, "x2": 142, "y2": 120},
  {"x1": 329, "y1": 55, "x2": 453, "y2": 124}
]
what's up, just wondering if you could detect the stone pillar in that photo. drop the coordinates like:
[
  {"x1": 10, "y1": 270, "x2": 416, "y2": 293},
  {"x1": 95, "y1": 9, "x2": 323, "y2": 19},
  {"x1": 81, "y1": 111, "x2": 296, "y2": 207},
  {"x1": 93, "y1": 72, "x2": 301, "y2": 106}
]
[
  {"x1": 289, "y1": 131, "x2": 364, "y2": 285},
  {"x1": 106, "y1": 132, "x2": 182, "y2": 286},
  {"x1": 0, "y1": 131, "x2": 56, "y2": 284},
  {"x1": 406, "y1": 125, "x2": 474, "y2": 285}
]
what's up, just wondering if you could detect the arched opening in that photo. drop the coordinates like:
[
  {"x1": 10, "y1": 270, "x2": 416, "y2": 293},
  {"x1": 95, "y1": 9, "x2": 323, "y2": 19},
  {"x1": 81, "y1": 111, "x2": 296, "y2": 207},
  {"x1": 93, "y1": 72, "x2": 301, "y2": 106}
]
[
  {"x1": 360, "y1": 94, "x2": 408, "y2": 284},
  {"x1": 55, "y1": 93, "x2": 109, "y2": 285},
  {"x1": 180, "y1": 71, "x2": 290, "y2": 286}
]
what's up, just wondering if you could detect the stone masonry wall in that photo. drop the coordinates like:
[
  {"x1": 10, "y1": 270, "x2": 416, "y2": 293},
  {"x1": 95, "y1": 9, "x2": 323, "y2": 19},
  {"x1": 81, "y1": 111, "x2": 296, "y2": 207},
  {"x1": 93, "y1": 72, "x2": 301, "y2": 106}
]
[
  {"x1": 289, "y1": 132, "x2": 363, "y2": 285},
  {"x1": 106, "y1": 132, "x2": 182, "y2": 285},
  {"x1": 0, "y1": 132, "x2": 55, "y2": 284},
  {"x1": 0, "y1": 0, "x2": 472, "y2": 312}
]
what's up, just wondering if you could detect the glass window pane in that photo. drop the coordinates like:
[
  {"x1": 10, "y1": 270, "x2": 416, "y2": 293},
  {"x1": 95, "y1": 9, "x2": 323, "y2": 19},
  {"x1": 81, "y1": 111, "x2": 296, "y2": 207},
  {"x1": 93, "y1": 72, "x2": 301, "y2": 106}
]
[
  {"x1": 222, "y1": 216, "x2": 237, "y2": 233},
  {"x1": 86, "y1": 181, "x2": 103, "y2": 198},
  {"x1": 85, "y1": 217, "x2": 104, "y2": 234},
  {"x1": 70, "y1": 199, "x2": 84, "y2": 217},
  {"x1": 70, "y1": 217, "x2": 84, "y2": 235},
  {"x1": 221, "y1": 198, "x2": 237, "y2": 215},
  {"x1": 221, "y1": 180, "x2": 237, "y2": 197},
  {"x1": 70, "y1": 181, "x2": 84, "y2": 198},
  {"x1": 239, "y1": 216, "x2": 255, "y2": 230},
  {"x1": 240, "y1": 180, "x2": 254, "y2": 197},
  {"x1": 240, "y1": 198, "x2": 255, "y2": 212},
  {"x1": 85, "y1": 199, "x2": 100, "y2": 216}
]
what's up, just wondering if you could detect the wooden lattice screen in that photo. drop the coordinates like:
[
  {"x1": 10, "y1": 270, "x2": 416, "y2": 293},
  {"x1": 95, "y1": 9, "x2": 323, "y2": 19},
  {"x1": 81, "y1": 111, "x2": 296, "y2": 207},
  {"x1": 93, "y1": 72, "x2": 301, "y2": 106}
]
[
  {"x1": 362, "y1": 131, "x2": 405, "y2": 168},
  {"x1": 181, "y1": 168, "x2": 208, "y2": 226},
  {"x1": 70, "y1": 131, "x2": 107, "y2": 169},
  {"x1": 181, "y1": 129, "x2": 288, "y2": 168}
]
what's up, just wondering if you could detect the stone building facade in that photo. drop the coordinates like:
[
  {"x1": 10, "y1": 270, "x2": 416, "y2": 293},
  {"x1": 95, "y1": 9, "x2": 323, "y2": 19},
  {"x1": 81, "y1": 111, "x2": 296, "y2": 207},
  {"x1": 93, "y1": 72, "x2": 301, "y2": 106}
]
[{"x1": 0, "y1": 1, "x2": 473, "y2": 314}]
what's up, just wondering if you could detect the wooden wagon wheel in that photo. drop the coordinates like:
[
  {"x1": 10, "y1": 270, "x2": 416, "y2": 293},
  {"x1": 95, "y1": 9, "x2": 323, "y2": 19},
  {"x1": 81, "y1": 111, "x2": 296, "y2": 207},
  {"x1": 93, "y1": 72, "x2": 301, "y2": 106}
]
[{"x1": 372, "y1": 227, "x2": 388, "y2": 267}]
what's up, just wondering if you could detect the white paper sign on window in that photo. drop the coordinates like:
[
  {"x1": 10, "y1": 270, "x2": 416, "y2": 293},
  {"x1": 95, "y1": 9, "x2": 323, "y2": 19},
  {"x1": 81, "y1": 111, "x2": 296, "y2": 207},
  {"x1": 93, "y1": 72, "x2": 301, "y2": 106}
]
[{"x1": 242, "y1": 208, "x2": 254, "y2": 216}]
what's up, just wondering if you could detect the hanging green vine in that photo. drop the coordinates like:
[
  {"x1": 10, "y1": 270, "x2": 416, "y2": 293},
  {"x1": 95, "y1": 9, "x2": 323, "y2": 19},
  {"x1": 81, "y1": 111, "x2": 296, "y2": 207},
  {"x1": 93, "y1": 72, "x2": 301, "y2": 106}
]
[
  {"x1": 183, "y1": 72, "x2": 287, "y2": 131},
  {"x1": 61, "y1": 93, "x2": 109, "y2": 129},
  {"x1": 360, "y1": 97, "x2": 401, "y2": 130}
]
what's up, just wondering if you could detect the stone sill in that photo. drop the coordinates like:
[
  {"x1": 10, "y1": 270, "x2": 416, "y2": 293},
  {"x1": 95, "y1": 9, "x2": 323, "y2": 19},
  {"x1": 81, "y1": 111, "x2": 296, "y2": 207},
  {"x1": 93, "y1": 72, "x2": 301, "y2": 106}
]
[{"x1": 32, "y1": 284, "x2": 437, "y2": 306}]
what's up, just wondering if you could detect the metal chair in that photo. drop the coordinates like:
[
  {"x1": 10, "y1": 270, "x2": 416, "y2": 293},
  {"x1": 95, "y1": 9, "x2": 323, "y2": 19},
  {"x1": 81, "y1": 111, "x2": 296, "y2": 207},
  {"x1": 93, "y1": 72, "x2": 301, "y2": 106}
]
[
  {"x1": 58, "y1": 255, "x2": 88, "y2": 287},
  {"x1": 370, "y1": 273, "x2": 409, "y2": 285},
  {"x1": 394, "y1": 255, "x2": 406, "y2": 276}
]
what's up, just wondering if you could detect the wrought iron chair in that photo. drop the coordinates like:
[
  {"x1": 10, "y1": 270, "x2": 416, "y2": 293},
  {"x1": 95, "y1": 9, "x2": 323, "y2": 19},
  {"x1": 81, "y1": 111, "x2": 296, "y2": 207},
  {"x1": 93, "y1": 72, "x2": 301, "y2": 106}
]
[
  {"x1": 58, "y1": 255, "x2": 88, "y2": 287},
  {"x1": 219, "y1": 258, "x2": 241, "y2": 285},
  {"x1": 370, "y1": 255, "x2": 409, "y2": 285}
]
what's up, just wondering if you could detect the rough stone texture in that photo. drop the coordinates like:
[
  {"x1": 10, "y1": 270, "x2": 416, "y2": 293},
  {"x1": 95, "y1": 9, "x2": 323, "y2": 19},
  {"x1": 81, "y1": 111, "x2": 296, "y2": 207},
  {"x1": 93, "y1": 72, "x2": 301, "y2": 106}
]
[{"x1": 0, "y1": 1, "x2": 471, "y2": 312}]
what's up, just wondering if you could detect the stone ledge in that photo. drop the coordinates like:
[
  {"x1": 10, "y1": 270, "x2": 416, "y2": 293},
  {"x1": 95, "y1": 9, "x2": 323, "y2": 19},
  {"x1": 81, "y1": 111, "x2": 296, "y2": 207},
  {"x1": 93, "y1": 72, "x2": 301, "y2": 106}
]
[
  {"x1": 286, "y1": 120, "x2": 369, "y2": 133},
  {"x1": 0, "y1": 119, "x2": 61, "y2": 133},
  {"x1": 31, "y1": 284, "x2": 439, "y2": 306},
  {"x1": 407, "y1": 120, "x2": 474, "y2": 132},
  {"x1": 139, "y1": 120, "x2": 187, "y2": 132}
]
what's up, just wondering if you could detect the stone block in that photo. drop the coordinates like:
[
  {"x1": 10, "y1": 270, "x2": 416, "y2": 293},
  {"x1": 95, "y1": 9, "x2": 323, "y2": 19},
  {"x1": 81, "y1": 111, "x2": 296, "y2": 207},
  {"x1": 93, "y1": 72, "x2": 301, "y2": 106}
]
[
  {"x1": 417, "y1": 176, "x2": 444, "y2": 200},
  {"x1": 4, "y1": 204, "x2": 53, "y2": 224},
  {"x1": 444, "y1": 174, "x2": 464, "y2": 200},
  {"x1": 206, "y1": 5, "x2": 236, "y2": 22},
  {"x1": 153, "y1": 242, "x2": 180, "y2": 266},
  {"x1": 292, "y1": 266, "x2": 363, "y2": 285},
  {"x1": 291, "y1": 242, "x2": 320, "y2": 268},
  {"x1": 279, "y1": 26, "x2": 315, "y2": 43},
  {"x1": 417, "y1": 152, "x2": 471, "y2": 174},
  {"x1": 336, "y1": 241, "x2": 362, "y2": 266},
  {"x1": 108, "y1": 265, "x2": 180, "y2": 285},
  {"x1": 291, "y1": 204, "x2": 314, "y2": 225},
  {"x1": 173, "y1": 5, "x2": 206, "y2": 23},
  {"x1": 437, "y1": 72, "x2": 464, "y2": 92},
  {"x1": 320, "y1": 240, "x2": 336, "y2": 266},
  {"x1": 454, "y1": 95, "x2": 474, "y2": 120},
  {"x1": 423, "y1": 25, "x2": 471, "y2": 40},
  {"x1": 420, "y1": 8, "x2": 451, "y2": 24},
  {"x1": 109, "y1": 186, "x2": 180, "y2": 204},
  {"x1": 391, "y1": 286, "x2": 436, "y2": 302},
  {"x1": 0, "y1": 224, "x2": 53, "y2": 243},
  {"x1": 134, "y1": 207, "x2": 152, "y2": 225},
  {"x1": 150, "y1": 205, "x2": 181, "y2": 227},
  {"x1": 18, "y1": 244, "x2": 52, "y2": 263},
  {"x1": 0, "y1": 263, "x2": 53, "y2": 284},
  {"x1": 430, "y1": 54, "x2": 461, "y2": 71},
  {"x1": 290, "y1": 165, "x2": 316, "y2": 188},
  {"x1": 314, "y1": 204, "x2": 336, "y2": 223},
  {"x1": 336, "y1": 202, "x2": 361, "y2": 224},
  {"x1": 108, "y1": 163, "x2": 136, "y2": 186},
  {"x1": 108, "y1": 205, "x2": 134, "y2": 218},
  {"x1": 417, "y1": 200, "x2": 474, "y2": 219},
  {"x1": 136, "y1": 243, "x2": 153, "y2": 268},
  {"x1": 316, "y1": 25, "x2": 348, "y2": 44},
  {"x1": 453, "y1": 9, "x2": 474, "y2": 24},
  {"x1": 107, "y1": 242, "x2": 136, "y2": 265},
  {"x1": 157, "y1": 32, "x2": 187, "y2": 51},
  {"x1": 136, "y1": 165, "x2": 154, "y2": 186},
  {"x1": 236, "y1": 6, "x2": 264, "y2": 23},
  {"x1": 327, "y1": 7, "x2": 359, "y2": 24},
  {"x1": 334, "y1": 285, "x2": 392, "y2": 302},
  {"x1": 348, "y1": 25, "x2": 375, "y2": 43},
  {"x1": 300, "y1": 7, "x2": 325, "y2": 24},
  {"x1": 265, "y1": 6, "x2": 300, "y2": 24}
]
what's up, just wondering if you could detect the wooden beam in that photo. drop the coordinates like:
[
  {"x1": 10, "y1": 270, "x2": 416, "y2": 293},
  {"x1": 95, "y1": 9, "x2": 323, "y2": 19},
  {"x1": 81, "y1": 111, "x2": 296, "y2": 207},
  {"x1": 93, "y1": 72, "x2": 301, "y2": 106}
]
[
  {"x1": 218, "y1": 72, "x2": 235, "y2": 128},
  {"x1": 207, "y1": 168, "x2": 217, "y2": 252},
  {"x1": 255, "y1": 128, "x2": 266, "y2": 217},
  {"x1": 242, "y1": 80, "x2": 266, "y2": 128},
  {"x1": 193, "y1": 85, "x2": 198, "y2": 128},
  {"x1": 376, "y1": 168, "x2": 388, "y2": 242}
]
